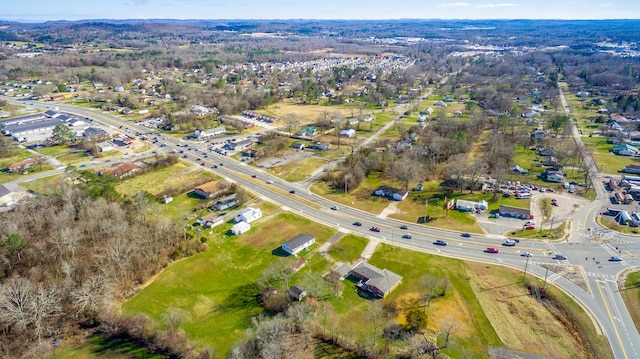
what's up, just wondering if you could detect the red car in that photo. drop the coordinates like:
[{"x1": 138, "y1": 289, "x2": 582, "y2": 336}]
[
  {"x1": 370, "y1": 226, "x2": 381, "y2": 232},
  {"x1": 524, "y1": 225, "x2": 535, "y2": 230},
  {"x1": 486, "y1": 247, "x2": 499, "y2": 253}
]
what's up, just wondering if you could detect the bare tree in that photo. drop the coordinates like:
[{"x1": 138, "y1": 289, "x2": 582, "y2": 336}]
[{"x1": 282, "y1": 112, "x2": 301, "y2": 136}]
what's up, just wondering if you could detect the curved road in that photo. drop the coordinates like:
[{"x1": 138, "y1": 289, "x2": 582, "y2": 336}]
[{"x1": 5, "y1": 96, "x2": 640, "y2": 358}]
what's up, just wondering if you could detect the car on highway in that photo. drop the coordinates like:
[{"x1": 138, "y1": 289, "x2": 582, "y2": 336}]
[
  {"x1": 521, "y1": 251, "x2": 532, "y2": 257},
  {"x1": 609, "y1": 255, "x2": 623, "y2": 262},
  {"x1": 182, "y1": 154, "x2": 188, "y2": 158},
  {"x1": 486, "y1": 247, "x2": 499, "y2": 253},
  {"x1": 353, "y1": 222, "x2": 362, "y2": 226},
  {"x1": 461, "y1": 233, "x2": 471, "y2": 238},
  {"x1": 331, "y1": 206, "x2": 339, "y2": 210},
  {"x1": 213, "y1": 165, "x2": 218, "y2": 169},
  {"x1": 370, "y1": 226, "x2": 381, "y2": 232},
  {"x1": 502, "y1": 239, "x2": 517, "y2": 246},
  {"x1": 553, "y1": 254, "x2": 567, "y2": 260},
  {"x1": 433, "y1": 240, "x2": 447, "y2": 246},
  {"x1": 399, "y1": 225, "x2": 409, "y2": 230},
  {"x1": 251, "y1": 175, "x2": 257, "y2": 178},
  {"x1": 402, "y1": 234, "x2": 412, "y2": 239},
  {"x1": 266, "y1": 180, "x2": 273, "y2": 184},
  {"x1": 289, "y1": 190, "x2": 296, "y2": 194},
  {"x1": 201, "y1": 162, "x2": 206, "y2": 166}
]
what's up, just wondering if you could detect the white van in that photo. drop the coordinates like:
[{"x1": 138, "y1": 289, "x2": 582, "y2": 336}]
[{"x1": 516, "y1": 192, "x2": 531, "y2": 199}]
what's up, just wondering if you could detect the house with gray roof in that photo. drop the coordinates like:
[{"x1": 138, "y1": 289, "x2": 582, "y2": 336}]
[
  {"x1": 282, "y1": 234, "x2": 316, "y2": 256},
  {"x1": 349, "y1": 261, "x2": 402, "y2": 298}
]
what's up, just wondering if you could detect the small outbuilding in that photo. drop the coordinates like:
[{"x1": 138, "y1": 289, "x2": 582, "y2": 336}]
[{"x1": 231, "y1": 221, "x2": 251, "y2": 235}]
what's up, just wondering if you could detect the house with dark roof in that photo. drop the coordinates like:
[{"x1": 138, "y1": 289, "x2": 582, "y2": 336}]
[
  {"x1": 373, "y1": 186, "x2": 408, "y2": 201},
  {"x1": 289, "y1": 285, "x2": 307, "y2": 301},
  {"x1": 349, "y1": 262, "x2": 402, "y2": 298},
  {"x1": 282, "y1": 234, "x2": 316, "y2": 256},
  {"x1": 499, "y1": 205, "x2": 532, "y2": 219}
]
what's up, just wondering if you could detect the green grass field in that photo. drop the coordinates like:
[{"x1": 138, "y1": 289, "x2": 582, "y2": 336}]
[
  {"x1": 327, "y1": 234, "x2": 368, "y2": 263},
  {"x1": 123, "y1": 212, "x2": 337, "y2": 356}
]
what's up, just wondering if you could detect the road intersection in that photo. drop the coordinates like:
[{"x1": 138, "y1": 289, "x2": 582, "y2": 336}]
[{"x1": 5, "y1": 96, "x2": 640, "y2": 358}]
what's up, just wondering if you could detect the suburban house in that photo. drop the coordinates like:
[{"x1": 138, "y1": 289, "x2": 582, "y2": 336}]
[
  {"x1": 295, "y1": 126, "x2": 317, "y2": 137},
  {"x1": 512, "y1": 165, "x2": 528, "y2": 174},
  {"x1": 212, "y1": 194, "x2": 238, "y2": 211},
  {"x1": 105, "y1": 163, "x2": 141, "y2": 179},
  {"x1": 289, "y1": 285, "x2": 307, "y2": 301},
  {"x1": 282, "y1": 234, "x2": 316, "y2": 256},
  {"x1": 612, "y1": 144, "x2": 639, "y2": 156},
  {"x1": 201, "y1": 213, "x2": 224, "y2": 228},
  {"x1": 373, "y1": 186, "x2": 408, "y2": 201},
  {"x1": 195, "y1": 126, "x2": 226, "y2": 139},
  {"x1": 340, "y1": 128, "x2": 356, "y2": 137},
  {"x1": 309, "y1": 142, "x2": 331, "y2": 151},
  {"x1": 6, "y1": 158, "x2": 38, "y2": 173},
  {"x1": 231, "y1": 221, "x2": 251, "y2": 235},
  {"x1": 194, "y1": 181, "x2": 227, "y2": 199},
  {"x1": 499, "y1": 205, "x2": 532, "y2": 219},
  {"x1": 234, "y1": 207, "x2": 262, "y2": 223},
  {"x1": 536, "y1": 146, "x2": 555, "y2": 156},
  {"x1": 532, "y1": 128, "x2": 549, "y2": 141},
  {"x1": 349, "y1": 261, "x2": 403, "y2": 298},
  {"x1": 456, "y1": 199, "x2": 489, "y2": 212},
  {"x1": 541, "y1": 156, "x2": 561, "y2": 167},
  {"x1": 541, "y1": 168, "x2": 565, "y2": 183}
]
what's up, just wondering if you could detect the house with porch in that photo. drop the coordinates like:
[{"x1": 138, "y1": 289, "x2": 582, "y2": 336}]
[{"x1": 282, "y1": 234, "x2": 316, "y2": 256}]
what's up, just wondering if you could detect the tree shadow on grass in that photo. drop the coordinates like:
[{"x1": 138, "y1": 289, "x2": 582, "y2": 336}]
[{"x1": 216, "y1": 283, "x2": 261, "y2": 312}]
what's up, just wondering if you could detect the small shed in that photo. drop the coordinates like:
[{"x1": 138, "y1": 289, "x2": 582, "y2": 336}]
[{"x1": 231, "y1": 221, "x2": 251, "y2": 235}]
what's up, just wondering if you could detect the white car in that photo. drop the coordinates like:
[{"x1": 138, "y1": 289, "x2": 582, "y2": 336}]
[{"x1": 521, "y1": 251, "x2": 532, "y2": 257}]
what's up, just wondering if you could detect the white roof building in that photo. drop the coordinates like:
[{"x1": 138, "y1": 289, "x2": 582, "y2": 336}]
[
  {"x1": 234, "y1": 207, "x2": 262, "y2": 224},
  {"x1": 231, "y1": 221, "x2": 251, "y2": 235}
]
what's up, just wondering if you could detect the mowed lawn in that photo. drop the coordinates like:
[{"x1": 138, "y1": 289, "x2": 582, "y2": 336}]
[
  {"x1": 122, "y1": 212, "x2": 337, "y2": 356},
  {"x1": 115, "y1": 162, "x2": 215, "y2": 197}
]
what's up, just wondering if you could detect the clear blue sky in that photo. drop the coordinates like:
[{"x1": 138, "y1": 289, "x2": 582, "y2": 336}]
[{"x1": 2, "y1": 0, "x2": 640, "y2": 22}]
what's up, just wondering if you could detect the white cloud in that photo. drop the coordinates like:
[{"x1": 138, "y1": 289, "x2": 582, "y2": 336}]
[
  {"x1": 437, "y1": 2, "x2": 469, "y2": 8},
  {"x1": 476, "y1": 3, "x2": 521, "y2": 8}
]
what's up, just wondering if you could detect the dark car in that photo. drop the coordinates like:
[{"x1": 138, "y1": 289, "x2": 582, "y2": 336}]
[
  {"x1": 201, "y1": 162, "x2": 206, "y2": 166},
  {"x1": 353, "y1": 222, "x2": 362, "y2": 226},
  {"x1": 553, "y1": 254, "x2": 567, "y2": 260},
  {"x1": 182, "y1": 154, "x2": 188, "y2": 158},
  {"x1": 461, "y1": 233, "x2": 471, "y2": 238},
  {"x1": 289, "y1": 190, "x2": 296, "y2": 194},
  {"x1": 402, "y1": 234, "x2": 412, "y2": 239},
  {"x1": 213, "y1": 165, "x2": 218, "y2": 169},
  {"x1": 609, "y1": 256, "x2": 623, "y2": 262},
  {"x1": 399, "y1": 225, "x2": 409, "y2": 230},
  {"x1": 251, "y1": 175, "x2": 257, "y2": 178},
  {"x1": 433, "y1": 240, "x2": 447, "y2": 246},
  {"x1": 370, "y1": 226, "x2": 381, "y2": 232}
]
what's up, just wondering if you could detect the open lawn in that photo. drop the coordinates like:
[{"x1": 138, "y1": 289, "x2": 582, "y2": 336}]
[
  {"x1": 270, "y1": 156, "x2": 328, "y2": 182},
  {"x1": 311, "y1": 173, "x2": 391, "y2": 215},
  {"x1": 506, "y1": 222, "x2": 567, "y2": 240},
  {"x1": 327, "y1": 234, "x2": 368, "y2": 263},
  {"x1": 0, "y1": 149, "x2": 54, "y2": 183},
  {"x1": 123, "y1": 212, "x2": 336, "y2": 357},
  {"x1": 115, "y1": 162, "x2": 214, "y2": 198}
]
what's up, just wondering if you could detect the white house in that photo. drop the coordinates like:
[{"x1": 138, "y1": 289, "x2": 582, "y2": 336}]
[
  {"x1": 373, "y1": 186, "x2": 408, "y2": 201},
  {"x1": 235, "y1": 207, "x2": 262, "y2": 223},
  {"x1": 340, "y1": 128, "x2": 356, "y2": 137},
  {"x1": 231, "y1": 221, "x2": 251, "y2": 235},
  {"x1": 282, "y1": 234, "x2": 316, "y2": 256}
]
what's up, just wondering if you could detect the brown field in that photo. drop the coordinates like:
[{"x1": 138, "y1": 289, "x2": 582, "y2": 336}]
[{"x1": 467, "y1": 262, "x2": 589, "y2": 358}]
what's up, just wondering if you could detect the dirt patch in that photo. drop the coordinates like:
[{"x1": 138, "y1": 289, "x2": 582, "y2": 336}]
[
  {"x1": 378, "y1": 202, "x2": 399, "y2": 219},
  {"x1": 536, "y1": 263, "x2": 590, "y2": 293},
  {"x1": 467, "y1": 262, "x2": 589, "y2": 359}
]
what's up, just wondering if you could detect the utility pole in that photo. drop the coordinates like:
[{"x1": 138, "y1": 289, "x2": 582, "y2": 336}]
[
  {"x1": 543, "y1": 267, "x2": 550, "y2": 289},
  {"x1": 522, "y1": 254, "x2": 530, "y2": 282},
  {"x1": 425, "y1": 198, "x2": 429, "y2": 223}
]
